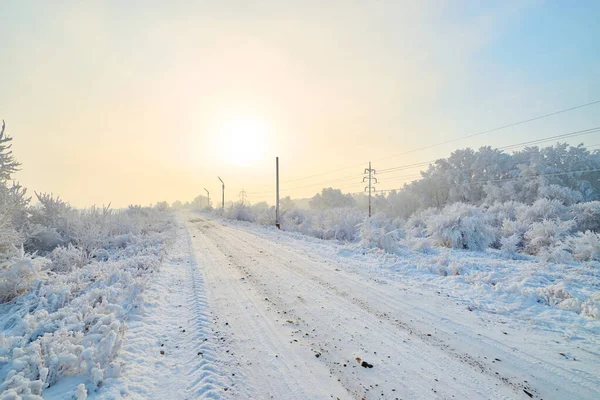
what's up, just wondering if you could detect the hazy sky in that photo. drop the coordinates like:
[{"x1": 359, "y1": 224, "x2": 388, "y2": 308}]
[{"x1": 1, "y1": 1, "x2": 599, "y2": 207}]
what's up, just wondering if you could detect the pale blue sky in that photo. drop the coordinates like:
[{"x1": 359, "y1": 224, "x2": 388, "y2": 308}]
[{"x1": 1, "y1": 1, "x2": 599, "y2": 206}]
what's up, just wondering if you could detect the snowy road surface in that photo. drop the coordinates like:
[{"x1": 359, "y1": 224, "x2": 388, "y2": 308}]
[{"x1": 108, "y1": 213, "x2": 599, "y2": 399}]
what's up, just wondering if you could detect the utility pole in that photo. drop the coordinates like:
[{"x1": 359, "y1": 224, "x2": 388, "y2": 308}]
[
  {"x1": 204, "y1": 188, "x2": 210, "y2": 209},
  {"x1": 239, "y1": 189, "x2": 247, "y2": 205},
  {"x1": 218, "y1": 177, "x2": 225, "y2": 211},
  {"x1": 275, "y1": 156, "x2": 280, "y2": 229},
  {"x1": 363, "y1": 162, "x2": 377, "y2": 217}
]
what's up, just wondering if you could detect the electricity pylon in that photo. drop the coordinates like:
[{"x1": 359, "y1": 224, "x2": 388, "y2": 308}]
[{"x1": 363, "y1": 162, "x2": 377, "y2": 217}]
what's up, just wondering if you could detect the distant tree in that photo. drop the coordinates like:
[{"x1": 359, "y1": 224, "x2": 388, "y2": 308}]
[
  {"x1": 155, "y1": 201, "x2": 169, "y2": 211},
  {"x1": 0, "y1": 121, "x2": 21, "y2": 182},
  {"x1": 280, "y1": 196, "x2": 295, "y2": 212},
  {"x1": 309, "y1": 188, "x2": 356, "y2": 210},
  {"x1": 0, "y1": 121, "x2": 30, "y2": 251},
  {"x1": 171, "y1": 200, "x2": 183, "y2": 209},
  {"x1": 192, "y1": 195, "x2": 209, "y2": 210}
]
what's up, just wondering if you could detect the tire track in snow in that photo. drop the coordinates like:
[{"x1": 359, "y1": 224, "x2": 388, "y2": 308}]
[
  {"x1": 183, "y1": 224, "x2": 228, "y2": 399},
  {"x1": 189, "y1": 219, "x2": 351, "y2": 399},
  {"x1": 107, "y1": 220, "x2": 227, "y2": 399},
  {"x1": 198, "y1": 217, "x2": 599, "y2": 399},
  {"x1": 192, "y1": 218, "x2": 517, "y2": 399},
  {"x1": 231, "y1": 224, "x2": 600, "y2": 399}
]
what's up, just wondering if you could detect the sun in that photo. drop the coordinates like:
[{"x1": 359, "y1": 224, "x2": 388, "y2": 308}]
[{"x1": 216, "y1": 117, "x2": 270, "y2": 166}]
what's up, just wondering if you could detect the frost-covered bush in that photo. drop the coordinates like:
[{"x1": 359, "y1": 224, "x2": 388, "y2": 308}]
[
  {"x1": 500, "y1": 234, "x2": 522, "y2": 256},
  {"x1": 486, "y1": 201, "x2": 526, "y2": 227},
  {"x1": 538, "y1": 184, "x2": 584, "y2": 206},
  {"x1": 318, "y1": 208, "x2": 363, "y2": 241},
  {"x1": 564, "y1": 231, "x2": 600, "y2": 262},
  {"x1": 48, "y1": 244, "x2": 87, "y2": 273},
  {"x1": 254, "y1": 206, "x2": 276, "y2": 226},
  {"x1": 0, "y1": 248, "x2": 49, "y2": 302},
  {"x1": 405, "y1": 207, "x2": 440, "y2": 238},
  {"x1": 425, "y1": 203, "x2": 497, "y2": 251},
  {"x1": 0, "y1": 214, "x2": 21, "y2": 256},
  {"x1": 26, "y1": 225, "x2": 64, "y2": 253},
  {"x1": 517, "y1": 198, "x2": 569, "y2": 225},
  {"x1": 0, "y1": 207, "x2": 173, "y2": 397},
  {"x1": 223, "y1": 203, "x2": 254, "y2": 222},
  {"x1": 360, "y1": 213, "x2": 404, "y2": 252},
  {"x1": 280, "y1": 208, "x2": 308, "y2": 230},
  {"x1": 572, "y1": 201, "x2": 600, "y2": 233},
  {"x1": 523, "y1": 219, "x2": 574, "y2": 255}
]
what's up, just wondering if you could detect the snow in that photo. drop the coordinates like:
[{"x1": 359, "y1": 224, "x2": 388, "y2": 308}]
[
  {"x1": 190, "y1": 213, "x2": 600, "y2": 398},
  {"x1": 0, "y1": 209, "x2": 173, "y2": 399},
  {"x1": 3, "y1": 209, "x2": 598, "y2": 398}
]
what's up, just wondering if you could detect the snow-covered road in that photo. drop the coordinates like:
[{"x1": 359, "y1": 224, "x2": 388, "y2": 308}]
[{"x1": 112, "y1": 213, "x2": 599, "y2": 399}]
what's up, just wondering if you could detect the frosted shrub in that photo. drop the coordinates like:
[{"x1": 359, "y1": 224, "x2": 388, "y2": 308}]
[
  {"x1": 500, "y1": 218, "x2": 528, "y2": 238},
  {"x1": 281, "y1": 208, "x2": 307, "y2": 228},
  {"x1": 49, "y1": 244, "x2": 87, "y2": 273},
  {"x1": 319, "y1": 208, "x2": 363, "y2": 241},
  {"x1": 0, "y1": 213, "x2": 21, "y2": 255},
  {"x1": 0, "y1": 249, "x2": 49, "y2": 302},
  {"x1": 360, "y1": 214, "x2": 403, "y2": 252},
  {"x1": 486, "y1": 201, "x2": 526, "y2": 227},
  {"x1": 564, "y1": 231, "x2": 600, "y2": 262},
  {"x1": 254, "y1": 207, "x2": 275, "y2": 226},
  {"x1": 523, "y1": 219, "x2": 574, "y2": 255},
  {"x1": 0, "y1": 208, "x2": 172, "y2": 397},
  {"x1": 536, "y1": 283, "x2": 575, "y2": 307},
  {"x1": 28, "y1": 193, "x2": 73, "y2": 244},
  {"x1": 223, "y1": 203, "x2": 254, "y2": 222},
  {"x1": 572, "y1": 201, "x2": 600, "y2": 233},
  {"x1": 500, "y1": 234, "x2": 522, "y2": 255},
  {"x1": 538, "y1": 184, "x2": 584, "y2": 206},
  {"x1": 581, "y1": 294, "x2": 600, "y2": 319},
  {"x1": 70, "y1": 206, "x2": 114, "y2": 259},
  {"x1": 425, "y1": 203, "x2": 496, "y2": 251},
  {"x1": 517, "y1": 198, "x2": 569, "y2": 225},
  {"x1": 26, "y1": 225, "x2": 64, "y2": 253},
  {"x1": 406, "y1": 237, "x2": 433, "y2": 253},
  {"x1": 405, "y1": 207, "x2": 440, "y2": 238}
]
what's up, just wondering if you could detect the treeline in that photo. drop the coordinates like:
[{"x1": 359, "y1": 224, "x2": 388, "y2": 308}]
[{"x1": 216, "y1": 143, "x2": 600, "y2": 262}]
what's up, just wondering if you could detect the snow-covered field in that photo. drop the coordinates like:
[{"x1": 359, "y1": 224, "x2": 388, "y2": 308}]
[
  {"x1": 0, "y1": 209, "x2": 174, "y2": 399},
  {"x1": 2, "y1": 210, "x2": 599, "y2": 399}
]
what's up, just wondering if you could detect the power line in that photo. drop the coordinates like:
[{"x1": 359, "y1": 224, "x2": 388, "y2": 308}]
[
  {"x1": 375, "y1": 126, "x2": 600, "y2": 176},
  {"x1": 281, "y1": 173, "x2": 364, "y2": 191},
  {"x1": 281, "y1": 162, "x2": 367, "y2": 184},
  {"x1": 280, "y1": 99, "x2": 600, "y2": 185},
  {"x1": 376, "y1": 100, "x2": 600, "y2": 163},
  {"x1": 249, "y1": 124, "x2": 600, "y2": 200},
  {"x1": 497, "y1": 127, "x2": 600, "y2": 151}
]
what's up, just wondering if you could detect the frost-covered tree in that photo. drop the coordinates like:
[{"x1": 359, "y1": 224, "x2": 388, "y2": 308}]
[
  {"x1": 0, "y1": 121, "x2": 21, "y2": 182},
  {"x1": 0, "y1": 121, "x2": 30, "y2": 253},
  {"x1": 280, "y1": 196, "x2": 295, "y2": 212},
  {"x1": 309, "y1": 188, "x2": 356, "y2": 209}
]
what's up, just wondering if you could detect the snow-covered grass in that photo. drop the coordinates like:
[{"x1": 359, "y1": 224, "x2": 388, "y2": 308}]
[
  {"x1": 220, "y1": 199, "x2": 600, "y2": 262},
  {"x1": 0, "y1": 208, "x2": 173, "y2": 399}
]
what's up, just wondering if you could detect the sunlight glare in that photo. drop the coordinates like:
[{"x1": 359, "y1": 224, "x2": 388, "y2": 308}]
[{"x1": 217, "y1": 117, "x2": 270, "y2": 166}]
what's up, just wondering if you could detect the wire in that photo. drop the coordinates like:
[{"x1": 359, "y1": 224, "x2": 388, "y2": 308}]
[
  {"x1": 276, "y1": 99, "x2": 600, "y2": 185},
  {"x1": 281, "y1": 173, "x2": 364, "y2": 191},
  {"x1": 281, "y1": 162, "x2": 367, "y2": 184},
  {"x1": 374, "y1": 126, "x2": 600, "y2": 176},
  {"x1": 376, "y1": 100, "x2": 600, "y2": 163},
  {"x1": 497, "y1": 127, "x2": 600, "y2": 151}
]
